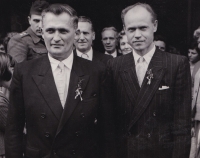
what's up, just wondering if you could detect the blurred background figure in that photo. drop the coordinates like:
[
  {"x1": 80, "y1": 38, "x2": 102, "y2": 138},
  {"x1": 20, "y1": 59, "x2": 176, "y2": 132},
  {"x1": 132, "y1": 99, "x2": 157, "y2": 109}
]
[
  {"x1": 118, "y1": 30, "x2": 132, "y2": 55},
  {"x1": 154, "y1": 34, "x2": 167, "y2": 52},
  {"x1": 74, "y1": 16, "x2": 111, "y2": 64},
  {"x1": 194, "y1": 26, "x2": 200, "y2": 50},
  {"x1": 0, "y1": 54, "x2": 15, "y2": 158},
  {"x1": 188, "y1": 42, "x2": 200, "y2": 75},
  {"x1": 7, "y1": 0, "x2": 49, "y2": 63},
  {"x1": 3, "y1": 32, "x2": 18, "y2": 53},
  {"x1": 101, "y1": 26, "x2": 121, "y2": 58},
  {"x1": 0, "y1": 39, "x2": 5, "y2": 54}
]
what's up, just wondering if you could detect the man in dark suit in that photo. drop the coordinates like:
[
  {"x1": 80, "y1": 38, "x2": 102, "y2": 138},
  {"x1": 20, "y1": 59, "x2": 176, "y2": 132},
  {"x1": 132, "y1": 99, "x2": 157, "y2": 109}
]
[
  {"x1": 106, "y1": 3, "x2": 191, "y2": 158},
  {"x1": 5, "y1": 4, "x2": 113, "y2": 158},
  {"x1": 74, "y1": 16, "x2": 112, "y2": 65},
  {"x1": 101, "y1": 26, "x2": 121, "y2": 58}
]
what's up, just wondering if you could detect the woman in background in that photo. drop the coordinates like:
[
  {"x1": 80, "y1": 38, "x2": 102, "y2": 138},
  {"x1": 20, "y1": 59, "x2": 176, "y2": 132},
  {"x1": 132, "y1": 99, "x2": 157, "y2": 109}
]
[
  {"x1": 0, "y1": 54, "x2": 15, "y2": 158},
  {"x1": 118, "y1": 30, "x2": 133, "y2": 55}
]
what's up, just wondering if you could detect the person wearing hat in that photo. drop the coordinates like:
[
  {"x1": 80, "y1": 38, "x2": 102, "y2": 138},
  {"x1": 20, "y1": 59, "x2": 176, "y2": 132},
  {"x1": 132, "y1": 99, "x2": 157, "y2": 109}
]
[{"x1": 7, "y1": 0, "x2": 49, "y2": 63}]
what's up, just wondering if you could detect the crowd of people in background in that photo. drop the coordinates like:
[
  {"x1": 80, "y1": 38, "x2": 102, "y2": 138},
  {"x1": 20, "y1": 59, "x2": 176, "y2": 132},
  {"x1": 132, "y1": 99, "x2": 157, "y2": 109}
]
[{"x1": 0, "y1": 0, "x2": 199, "y2": 158}]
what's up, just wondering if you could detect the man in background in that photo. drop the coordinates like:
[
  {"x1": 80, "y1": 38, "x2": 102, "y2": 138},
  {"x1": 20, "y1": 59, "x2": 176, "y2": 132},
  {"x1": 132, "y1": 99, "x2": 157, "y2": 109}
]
[
  {"x1": 7, "y1": 0, "x2": 49, "y2": 63},
  {"x1": 74, "y1": 16, "x2": 112, "y2": 64},
  {"x1": 101, "y1": 27, "x2": 121, "y2": 58}
]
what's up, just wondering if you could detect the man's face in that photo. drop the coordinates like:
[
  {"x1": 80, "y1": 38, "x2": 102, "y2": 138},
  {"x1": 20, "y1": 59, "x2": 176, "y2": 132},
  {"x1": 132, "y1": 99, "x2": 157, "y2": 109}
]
[
  {"x1": 74, "y1": 22, "x2": 95, "y2": 53},
  {"x1": 124, "y1": 6, "x2": 157, "y2": 55},
  {"x1": 154, "y1": 40, "x2": 166, "y2": 51},
  {"x1": 101, "y1": 30, "x2": 118, "y2": 54},
  {"x1": 119, "y1": 35, "x2": 133, "y2": 55},
  {"x1": 28, "y1": 14, "x2": 42, "y2": 36},
  {"x1": 188, "y1": 49, "x2": 200, "y2": 64},
  {"x1": 42, "y1": 12, "x2": 75, "y2": 60}
]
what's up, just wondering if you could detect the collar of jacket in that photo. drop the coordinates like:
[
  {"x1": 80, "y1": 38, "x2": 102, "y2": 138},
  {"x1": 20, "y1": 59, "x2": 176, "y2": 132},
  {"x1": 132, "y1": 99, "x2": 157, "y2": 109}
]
[{"x1": 27, "y1": 27, "x2": 42, "y2": 44}]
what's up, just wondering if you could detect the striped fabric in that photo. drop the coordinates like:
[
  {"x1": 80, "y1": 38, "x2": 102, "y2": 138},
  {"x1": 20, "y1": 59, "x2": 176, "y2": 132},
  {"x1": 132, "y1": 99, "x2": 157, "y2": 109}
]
[{"x1": 106, "y1": 49, "x2": 191, "y2": 158}]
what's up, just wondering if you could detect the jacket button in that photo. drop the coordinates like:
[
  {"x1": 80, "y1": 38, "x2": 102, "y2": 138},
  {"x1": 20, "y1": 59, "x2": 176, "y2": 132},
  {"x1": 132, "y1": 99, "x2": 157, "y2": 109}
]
[
  {"x1": 41, "y1": 113, "x2": 46, "y2": 119},
  {"x1": 72, "y1": 150, "x2": 76, "y2": 155},
  {"x1": 93, "y1": 93, "x2": 97, "y2": 97},
  {"x1": 75, "y1": 131, "x2": 79, "y2": 137},
  {"x1": 147, "y1": 133, "x2": 151, "y2": 138},
  {"x1": 94, "y1": 118, "x2": 97, "y2": 124},
  {"x1": 81, "y1": 113, "x2": 85, "y2": 118},
  {"x1": 53, "y1": 150, "x2": 57, "y2": 155},
  {"x1": 153, "y1": 112, "x2": 156, "y2": 116},
  {"x1": 45, "y1": 132, "x2": 50, "y2": 138}
]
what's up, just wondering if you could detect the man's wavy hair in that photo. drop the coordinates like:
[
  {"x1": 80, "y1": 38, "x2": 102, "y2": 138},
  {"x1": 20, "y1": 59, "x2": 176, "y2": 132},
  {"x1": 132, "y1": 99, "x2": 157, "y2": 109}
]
[
  {"x1": 0, "y1": 54, "x2": 15, "y2": 81},
  {"x1": 41, "y1": 3, "x2": 78, "y2": 29}
]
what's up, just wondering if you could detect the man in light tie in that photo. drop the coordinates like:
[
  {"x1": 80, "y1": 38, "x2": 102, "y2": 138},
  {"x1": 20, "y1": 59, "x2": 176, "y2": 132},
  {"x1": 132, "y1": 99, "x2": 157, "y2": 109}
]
[
  {"x1": 74, "y1": 16, "x2": 112, "y2": 65},
  {"x1": 105, "y1": 2, "x2": 191, "y2": 158},
  {"x1": 5, "y1": 4, "x2": 114, "y2": 158}
]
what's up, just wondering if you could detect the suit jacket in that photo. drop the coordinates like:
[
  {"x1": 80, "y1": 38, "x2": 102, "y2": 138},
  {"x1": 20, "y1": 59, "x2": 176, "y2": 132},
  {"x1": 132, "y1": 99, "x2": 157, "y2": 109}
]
[
  {"x1": 106, "y1": 49, "x2": 191, "y2": 158},
  {"x1": 192, "y1": 68, "x2": 200, "y2": 120},
  {"x1": 73, "y1": 49, "x2": 112, "y2": 65},
  {"x1": 0, "y1": 92, "x2": 9, "y2": 155},
  {"x1": 5, "y1": 55, "x2": 113, "y2": 158}
]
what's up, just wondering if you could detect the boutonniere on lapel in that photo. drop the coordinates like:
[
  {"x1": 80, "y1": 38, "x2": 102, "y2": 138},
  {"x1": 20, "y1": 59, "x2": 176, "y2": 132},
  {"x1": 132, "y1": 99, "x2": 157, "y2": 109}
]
[
  {"x1": 146, "y1": 69, "x2": 153, "y2": 85},
  {"x1": 75, "y1": 79, "x2": 84, "y2": 101}
]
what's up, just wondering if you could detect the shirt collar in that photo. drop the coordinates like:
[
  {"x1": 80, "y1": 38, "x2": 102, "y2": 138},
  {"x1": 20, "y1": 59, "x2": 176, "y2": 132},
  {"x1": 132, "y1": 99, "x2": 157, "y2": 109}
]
[
  {"x1": 132, "y1": 45, "x2": 156, "y2": 65},
  {"x1": 27, "y1": 27, "x2": 42, "y2": 44},
  {"x1": 48, "y1": 51, "x2": 74, "y2": 72},
  {"x1": 76, "y1": 47, "x2": 93, "y2": 60},
  {"x1": 105, "y1": 50, "x2": 117, "y2": 58}
]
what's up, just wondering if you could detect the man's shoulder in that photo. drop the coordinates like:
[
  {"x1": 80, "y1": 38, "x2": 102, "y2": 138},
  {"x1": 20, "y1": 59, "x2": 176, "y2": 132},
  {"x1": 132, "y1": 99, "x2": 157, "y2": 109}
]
[
  {"x1": 93, "y1": 50, "x2": 112, "y2": 59},
  {"x1": 76, "y1": 55, "x2": 105, "y2": 71},
  {"x1": 9, "y1": 30, "x2": 30, "y2": 44},
  {"x1": 16, "y1": 55, "x2": 47, "y2": 72},
  {"x1": 162, "y1": 50, "x2": 188, "y2": 64}
]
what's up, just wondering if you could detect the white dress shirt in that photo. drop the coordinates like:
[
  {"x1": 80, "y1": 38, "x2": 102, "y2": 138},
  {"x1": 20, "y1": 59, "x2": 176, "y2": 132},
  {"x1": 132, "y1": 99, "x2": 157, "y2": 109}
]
[
  {"x1": 76, "y1": 47, "x2": 93, "y2": 61},
  {"x1": 48, "y1": 52, "x2": 74, "y2": 108},
  {"x1": 105, "y1": 50, "x2": 117, "y2": 58},
  {"x1": 132, "y1": 45, "x2": 156, "y2": 73}
]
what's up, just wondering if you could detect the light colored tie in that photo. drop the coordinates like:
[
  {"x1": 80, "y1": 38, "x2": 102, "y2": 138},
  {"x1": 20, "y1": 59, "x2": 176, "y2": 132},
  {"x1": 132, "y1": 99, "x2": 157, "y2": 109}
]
[
  {"x1": 81, "y1": 53, "x2": 89, "y2": 59},
  {"x1": 136, "y1": 57, "x2": 146, "y2": 87},
  {"x1": 57, "y1": 62, "x2": 65, "y2": 107}
]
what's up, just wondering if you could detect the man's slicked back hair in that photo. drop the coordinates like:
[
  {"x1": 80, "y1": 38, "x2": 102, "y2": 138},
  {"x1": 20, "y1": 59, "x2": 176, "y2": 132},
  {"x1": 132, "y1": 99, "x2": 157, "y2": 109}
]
[
  {"x1": 101, "y1": 26, "x2": 118, "y2": 38},
  {"x1": 121, "y1": 2, "x2": 157, "y2": 25},
  {"x1": 42, "y1": 3, "x2": 78, "y2": 29},
  {"x1": 78, "y1": 16, "x2": 94, "y2": 32}
]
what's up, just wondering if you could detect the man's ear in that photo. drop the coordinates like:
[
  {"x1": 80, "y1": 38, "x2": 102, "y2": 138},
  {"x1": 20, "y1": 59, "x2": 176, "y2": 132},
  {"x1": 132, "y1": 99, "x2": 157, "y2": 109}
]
[
  {"x1": 92, "y1": 32, "x2": 95, "y2": 40},
  {"x1": 153, "y1": 20, "x2": 158, "y2": 32},
  {"x1": 28, "y1": 16, "x2": 31, "y2": 25},
  {"x1": 123, "y1": 25, "x2": 126, "y2": 32}
]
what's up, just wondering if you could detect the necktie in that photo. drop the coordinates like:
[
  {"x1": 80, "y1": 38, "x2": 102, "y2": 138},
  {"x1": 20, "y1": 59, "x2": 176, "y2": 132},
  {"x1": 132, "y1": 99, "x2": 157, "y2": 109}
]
[
  {"x1": 136, "y1": 57, "x2": 146, "y2": 87},
  {"x1": 81, "y1": 53, "x2": 89, "y2": 59},
  {"x1": 57, "y1": 62, "x2": 65, "y2": 107}
]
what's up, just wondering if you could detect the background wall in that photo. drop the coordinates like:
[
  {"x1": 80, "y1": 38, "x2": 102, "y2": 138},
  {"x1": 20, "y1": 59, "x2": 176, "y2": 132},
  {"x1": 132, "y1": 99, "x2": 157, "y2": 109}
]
[{"x1": 0, "y1": 0, "x2": 199, "y2": 55}]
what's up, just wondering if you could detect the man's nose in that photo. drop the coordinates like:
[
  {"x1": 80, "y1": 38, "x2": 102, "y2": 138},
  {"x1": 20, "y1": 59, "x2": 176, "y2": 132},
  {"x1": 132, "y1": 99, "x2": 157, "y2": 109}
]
[
  {"x1": 79, "y1": 33, "x2": 85, "y2": 40},
  {"x1": 106, "y1": 39, "x2": 111, "y2": 44},
  {"x1": 38, "y1": 21, "x2": 42, "y2": 28},
  {"x1": 53, "y1": 31, "x2": 61, "y2": 42},
  {"x1": 134, "y1": 29, "x2": 141, "y2": 38}
]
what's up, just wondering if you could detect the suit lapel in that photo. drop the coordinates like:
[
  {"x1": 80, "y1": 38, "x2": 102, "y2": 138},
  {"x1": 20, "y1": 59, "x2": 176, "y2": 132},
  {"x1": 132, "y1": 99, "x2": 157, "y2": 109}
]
[
  {"x1": 128, "y1": 50, "x2": 166, "y2": 130},
  {"x1": 119, "y1": 53, "x2": 140, "y2": 106},
  {"x1": 32, "y1": 56, "x2": 63, "y2": 121},
  {"x1": 56, "y1": 56, "x2": 89, "y2": 135}
]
